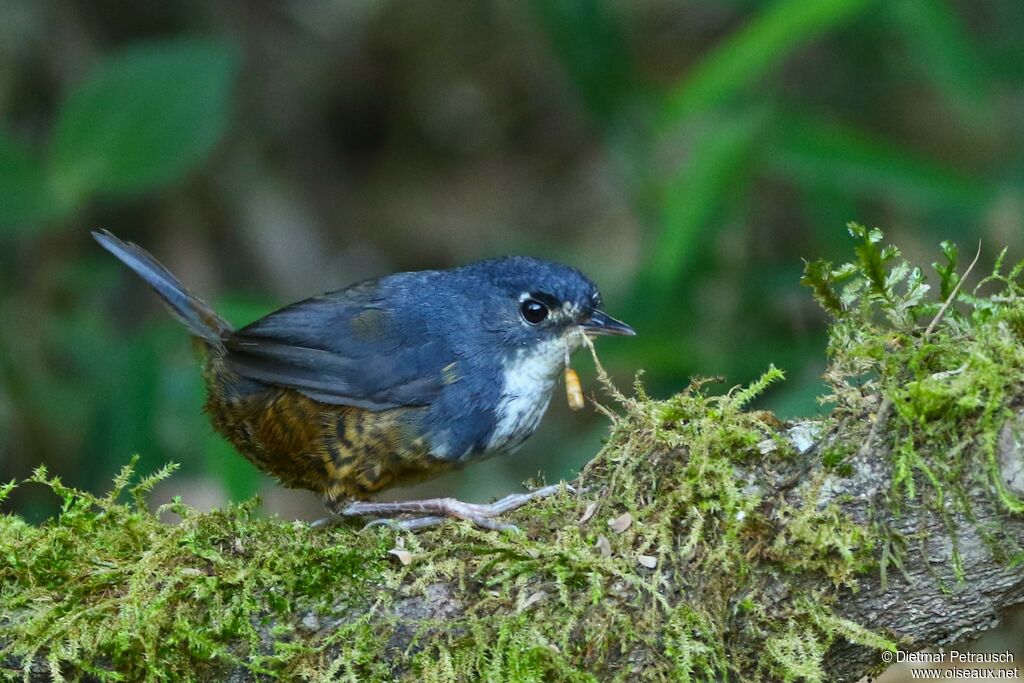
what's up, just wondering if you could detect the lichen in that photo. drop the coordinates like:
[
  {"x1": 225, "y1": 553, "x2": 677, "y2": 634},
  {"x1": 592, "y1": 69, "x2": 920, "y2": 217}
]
[{"x1": 2, "y1": 227, "x2": 1023, "y2": 681}]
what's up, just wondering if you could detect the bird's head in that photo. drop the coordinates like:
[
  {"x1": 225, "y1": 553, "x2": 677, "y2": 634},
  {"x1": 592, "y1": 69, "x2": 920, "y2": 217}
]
[{"x1": 457, "y1": 256, "x2": 634, "y2": 369}]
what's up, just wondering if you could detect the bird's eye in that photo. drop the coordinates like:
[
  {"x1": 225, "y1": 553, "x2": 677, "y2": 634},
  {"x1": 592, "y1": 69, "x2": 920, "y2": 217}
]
[{"x1": 520, "y1": 299, "x2": 549, "y2": 325}]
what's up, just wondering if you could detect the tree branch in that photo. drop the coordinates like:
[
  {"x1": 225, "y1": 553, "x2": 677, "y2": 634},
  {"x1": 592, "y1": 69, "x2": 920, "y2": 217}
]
[
  {"x1": 5, "y1": 401, "x2": 1024, "y2": 682},
  {"x1": 333, "y1": 411, "x2": 1024, "y2": 683}
]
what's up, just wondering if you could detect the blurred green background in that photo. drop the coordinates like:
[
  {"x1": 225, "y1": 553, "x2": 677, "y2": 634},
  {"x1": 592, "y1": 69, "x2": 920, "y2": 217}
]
[
  {"x1": 1, "y1": 0, "x2": 1023, "y2": 524},
  {"x1": 2, "y1": 1, "x2": 1023, "y2": 675}
]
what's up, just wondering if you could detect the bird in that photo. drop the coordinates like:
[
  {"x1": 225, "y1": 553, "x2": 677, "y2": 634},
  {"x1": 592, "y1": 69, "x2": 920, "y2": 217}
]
[{"x1": 92, "y1": 230, "x2": 635, "y2": 530}]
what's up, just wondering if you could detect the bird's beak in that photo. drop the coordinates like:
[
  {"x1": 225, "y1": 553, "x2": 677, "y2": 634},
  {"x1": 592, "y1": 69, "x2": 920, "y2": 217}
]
[{"x1": 580, "y1": 310, "x2": 636, "y2": 337}]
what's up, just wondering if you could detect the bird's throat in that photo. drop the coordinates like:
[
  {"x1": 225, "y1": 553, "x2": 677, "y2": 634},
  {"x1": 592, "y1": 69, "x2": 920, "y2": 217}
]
[{"x1": 486, "y1": 337, "x2": 567, "y2": 453}]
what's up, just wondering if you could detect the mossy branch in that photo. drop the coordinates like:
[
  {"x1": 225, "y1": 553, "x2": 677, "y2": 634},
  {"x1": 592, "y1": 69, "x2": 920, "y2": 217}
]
[{"x1": 4, "y1": 231, "x2": 1024, "y2": 682}]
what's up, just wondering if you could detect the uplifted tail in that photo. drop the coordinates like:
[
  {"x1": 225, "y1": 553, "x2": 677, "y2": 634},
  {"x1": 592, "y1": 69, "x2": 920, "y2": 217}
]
[{"x1": 92, "y1": 230, "x2": 232, "y2": 345}]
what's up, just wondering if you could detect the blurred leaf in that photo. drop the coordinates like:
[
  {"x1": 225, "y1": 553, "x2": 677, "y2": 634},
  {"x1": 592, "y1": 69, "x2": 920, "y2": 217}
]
[
  {"x1": 663, "y1": 0, "x2": 875, "y2": 123},
  {"x1": 529, "y1": 0, "x2": 634, "y2": 123},
  {"x1": 886, "y1": 0, "x2": 992, "y2": 125},
  {"x1": 978, "y1": 2, "x2": 1024, "y2": 82},
  {"x1": 650, "y1": 110, "x2": 767, "y2": 287},
  {"x1": 0, "y1": 132, "x2": 57, "y2": 233},
  {"x1": 767, "y1": 113, "x2": 990, "y2": 210},
  {"x1": 50, "y1": 39, "x2": 238, "y2": 198}
]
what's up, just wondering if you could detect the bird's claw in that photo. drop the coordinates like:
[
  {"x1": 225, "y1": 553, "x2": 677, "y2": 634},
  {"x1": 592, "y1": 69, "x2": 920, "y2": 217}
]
[{"x1": 317, "y1": 482, "x2": 569, "y2": 532}]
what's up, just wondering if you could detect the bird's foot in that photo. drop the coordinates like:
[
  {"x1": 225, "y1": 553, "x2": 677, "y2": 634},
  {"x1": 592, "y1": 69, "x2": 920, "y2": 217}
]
[{"x1": 321, "y1": 483, "x2": 570, "y2": 532}]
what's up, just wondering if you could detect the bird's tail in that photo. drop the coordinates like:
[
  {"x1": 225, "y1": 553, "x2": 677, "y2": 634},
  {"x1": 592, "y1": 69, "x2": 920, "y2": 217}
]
[{"x1": 92, "y1": 230, "x2": 233, "y2": 345}]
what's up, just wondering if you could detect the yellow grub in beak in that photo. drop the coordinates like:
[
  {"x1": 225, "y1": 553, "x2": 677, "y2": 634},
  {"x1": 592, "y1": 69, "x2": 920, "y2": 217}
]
[{"x1": 565, "y1": 367, "x2": 584, "y2": 410}]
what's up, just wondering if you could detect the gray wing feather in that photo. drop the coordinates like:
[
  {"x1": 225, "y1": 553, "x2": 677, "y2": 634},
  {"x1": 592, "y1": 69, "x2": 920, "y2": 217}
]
[{"x1": 222, "y1": 281, "x2": 452, "y2": 410}]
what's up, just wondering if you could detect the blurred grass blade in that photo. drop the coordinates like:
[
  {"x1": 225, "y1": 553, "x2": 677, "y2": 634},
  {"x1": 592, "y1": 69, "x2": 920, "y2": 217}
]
[
  {"x1": 767, "y1": 112, "x2": 990, "y2": 210},
  {"x1": 885, "y1": 0, "x2": 991, "y2": 125},
  {"x1": 0, "y1": 132, "x2": 59, "y2": 234},
  {"x1": 50, "y1": 39, "x2": 238, "y2": 198},
  {"x1": 663, "y1": 0, "x2": 874, "y2": 124},
  {"x1": 650, "y1": 110, "x2": 767, "y2": 287},
  {"x1": 529, "y1": 0, "x2": 634, "y2": 124}
]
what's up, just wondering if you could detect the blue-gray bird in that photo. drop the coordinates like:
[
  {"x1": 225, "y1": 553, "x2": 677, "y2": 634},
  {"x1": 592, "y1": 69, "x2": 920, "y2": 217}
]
[{"x1": 92, "y1": 230, "x2": 634, "y2": 530}]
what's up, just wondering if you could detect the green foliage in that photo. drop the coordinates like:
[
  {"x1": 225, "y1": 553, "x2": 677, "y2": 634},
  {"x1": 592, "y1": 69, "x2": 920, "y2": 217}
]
[
  {"x1": 800, "y1": 257, "x2": 850, "y2": 317},
  {"x1": 527, "y1": 1, "x2": 633, "y2": 123},
  {"x1": 662, "y1": 0, "x2": 875, "y2": 121},
  {"x1": 651, "y1": 109, "x2": 767, "y2": 287},
  {"x1": 763, "y1": 623, "x2": 828, "y2": 683},
  {"x1": 732, "y1": 363, "x2": 786, "y2": 409},
  {"x1": 761, "y1": 600, "x2": 896, "y2": 683},
  {"x1": 557, "y1": 363, "x2": 884, "y2": 680},
  {"x1": 802, "y1": 222, "x2": 933, "y2": 328},
  {"x1": 767, "y1": 113, "x2": 989, "y2": 211},
  {"x1": 52, "y1": 39, "x2": 237, "y2": 198},
  {"x1": 0, "y1": 38, "x2": 237, "y2": 234},
  {"x1": 531, "y1": 0, "x2": 1008, "y2": 420},
  {"x1": 769, "y1": 490, "x2": 874, "y2": 585},
  {"x1": 886, "y1": 0, "x2": 991, "y2": 122},
  {"x1": 0, "y1": 133, "x2": 55, "y2": 228}
]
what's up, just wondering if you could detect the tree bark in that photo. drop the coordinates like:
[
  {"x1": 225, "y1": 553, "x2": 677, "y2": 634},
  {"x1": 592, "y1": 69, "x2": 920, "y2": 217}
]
[{"x1": 824, "y1": 415, "x2": 1024, "y2": 681}]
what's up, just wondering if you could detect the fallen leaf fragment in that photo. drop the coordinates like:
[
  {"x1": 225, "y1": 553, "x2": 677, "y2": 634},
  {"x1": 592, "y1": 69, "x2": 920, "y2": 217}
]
[
  {"x1": 595, "y1": 535, "x2": 612, "y2": 558},
  {"x1": 579, "y1": 502, "x2": 598, "y2": 525},
  {"x1": 518, "y1": 590, "x2": 548, "y2": 613},
  {"x1": 608, "y1": 511, "x2": 633, "y2": 534},
  {"x1": 637, "y1": 554, "x2": 657, "y2": 569},
  {"x1": 388, "y1": 549, "x2": 413, "y2": 566}
]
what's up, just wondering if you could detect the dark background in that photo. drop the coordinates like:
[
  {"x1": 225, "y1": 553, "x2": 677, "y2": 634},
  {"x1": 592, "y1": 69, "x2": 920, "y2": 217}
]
[{"x1": 1, "y1": 2, "x2": 1022, "y2": 676}]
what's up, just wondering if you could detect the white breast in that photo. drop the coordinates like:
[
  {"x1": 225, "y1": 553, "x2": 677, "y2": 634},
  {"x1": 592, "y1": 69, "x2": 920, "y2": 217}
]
[{"x1": 487, "y1": 338, "x2": 567, "y2": 453}]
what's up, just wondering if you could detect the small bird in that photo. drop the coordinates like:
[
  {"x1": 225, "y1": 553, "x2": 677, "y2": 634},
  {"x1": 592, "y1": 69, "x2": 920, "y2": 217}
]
[{"x1": 93, "y1": 230, "x2": 634, "y2": 530}]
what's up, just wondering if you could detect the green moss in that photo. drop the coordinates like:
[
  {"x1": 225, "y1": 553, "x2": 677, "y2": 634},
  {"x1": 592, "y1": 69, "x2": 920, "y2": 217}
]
[
  {"x1": 759, "y1": 602, "x2": 893, "y2": 683},
  {"x1": 763, "y1": 622, "x2": 828, "y2": 683},
  {"x1": 809, "y1": 226, "x2": 1024, "y2": 561},
  {"x1": 390, "y1": 360, "x2": 883, "y2": 682},
  {"x1": 0, "y1": 460, "x2": 393, "y2": 681},
  {"x1": 768, "y1": 484, "x2": 874, "y2": 586},
  {"x1": 3, "y1": 227, "x2": 1023, "y2": 681},
  {"x1": 1, "y1": 365, "x2": 872, "y2": 681}
]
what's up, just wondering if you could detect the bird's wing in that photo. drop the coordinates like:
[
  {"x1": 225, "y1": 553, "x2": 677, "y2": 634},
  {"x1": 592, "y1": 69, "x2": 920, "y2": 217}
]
[{"x1": 222, "y1": 281, "x2": 454, "y2": 410}]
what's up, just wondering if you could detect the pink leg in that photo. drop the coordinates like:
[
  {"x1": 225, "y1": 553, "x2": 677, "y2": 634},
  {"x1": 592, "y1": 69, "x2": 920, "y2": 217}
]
[{"x1": 315, "y1": 484, "x2": 569, "y2": 532}]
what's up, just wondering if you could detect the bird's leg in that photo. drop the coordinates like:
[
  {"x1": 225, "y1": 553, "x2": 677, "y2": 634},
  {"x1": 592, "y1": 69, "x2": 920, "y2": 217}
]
[{"x1": 322, "y1": 483, "x2": 569, "y2": 532}]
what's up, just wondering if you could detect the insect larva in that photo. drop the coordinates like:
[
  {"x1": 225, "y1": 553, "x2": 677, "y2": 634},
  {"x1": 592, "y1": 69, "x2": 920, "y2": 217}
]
[{"x1": 565, "y1": 367, "x2": 584, "y2": 410}]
